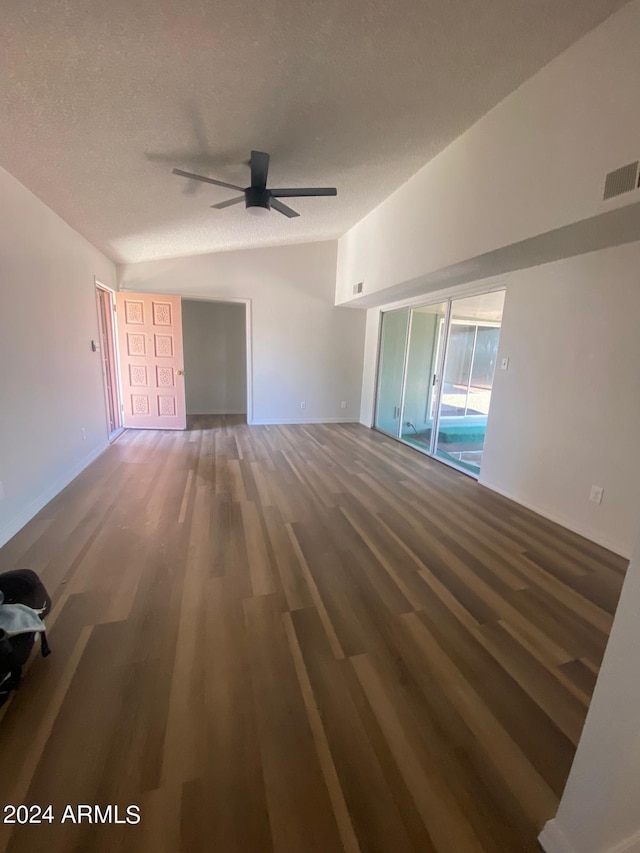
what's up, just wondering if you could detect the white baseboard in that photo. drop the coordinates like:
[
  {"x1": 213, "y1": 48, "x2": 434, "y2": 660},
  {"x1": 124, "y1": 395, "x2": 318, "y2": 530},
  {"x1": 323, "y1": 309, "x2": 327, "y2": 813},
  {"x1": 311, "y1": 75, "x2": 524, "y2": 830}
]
[
  {"x1": 0, "y1": 442, "x2": 108, "y2": 549},
  {"x1": 358, "y1": 429, "x2": 627, "y2": 557},
  {"x1": 608, "y1": 830, "x2": 640, "y2": 853},
  {"x1": 540, "y1": 820, "x2": 640, "y2": 853},
  {"x1": 539, "y1": 820, "x2": 577, "y2": 853},
  {"x1": 478, "y1": 479, "x2": 628, "y2": 558},
  {"x1": 188, "y1": 410, "x2": 247, "y2": 416},
  {"x1": 247, "y1": 418, "x2": 359, "y2": 425}
]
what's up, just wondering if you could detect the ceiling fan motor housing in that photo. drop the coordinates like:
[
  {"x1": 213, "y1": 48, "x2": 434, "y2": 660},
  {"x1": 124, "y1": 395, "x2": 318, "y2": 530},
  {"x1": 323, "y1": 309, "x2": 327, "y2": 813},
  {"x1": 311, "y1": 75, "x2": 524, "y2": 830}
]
[
  {"x1": 245, "y1": 186, "x2": 271, "y2": 211},
  {"x1": 172, "y1": 151, "x2": 336, "y2": 218}
]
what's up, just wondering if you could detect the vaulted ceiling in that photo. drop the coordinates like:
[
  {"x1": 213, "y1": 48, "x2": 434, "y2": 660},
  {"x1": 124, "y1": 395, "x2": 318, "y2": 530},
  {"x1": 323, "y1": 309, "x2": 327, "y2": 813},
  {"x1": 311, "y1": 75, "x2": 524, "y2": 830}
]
[{"x1": 0, "y1": 0, "x2": 629, "y2": 263}]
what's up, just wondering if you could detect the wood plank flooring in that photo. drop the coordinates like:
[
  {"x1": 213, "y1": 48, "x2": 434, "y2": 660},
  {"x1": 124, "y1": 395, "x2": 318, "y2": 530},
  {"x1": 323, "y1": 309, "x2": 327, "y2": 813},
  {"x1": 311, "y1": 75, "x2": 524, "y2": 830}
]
[{"x1": 0, "y1": 417, "x2": 627, "y2": 853}]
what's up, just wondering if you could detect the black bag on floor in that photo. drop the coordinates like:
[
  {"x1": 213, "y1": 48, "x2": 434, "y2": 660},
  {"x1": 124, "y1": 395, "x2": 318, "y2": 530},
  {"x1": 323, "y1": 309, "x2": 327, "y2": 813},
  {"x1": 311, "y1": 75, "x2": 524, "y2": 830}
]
[{"x1": 0, "y1": 569, "x2": 52, "y2": 709}]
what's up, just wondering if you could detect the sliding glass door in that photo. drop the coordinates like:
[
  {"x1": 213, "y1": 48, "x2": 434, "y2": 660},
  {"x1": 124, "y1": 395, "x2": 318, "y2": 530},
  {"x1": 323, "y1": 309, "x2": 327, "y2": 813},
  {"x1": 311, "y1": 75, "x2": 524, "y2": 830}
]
[
  {"x1": 434, "y1": 292, "x2": 504, "y2": 475},
  {"x1": 400, "y1": 302, "x2": 447, "y2": 452},
  {"x1": 374, "y1": 289, "x2": 505, "y2": 477},
  {"x1": 374, "y1": 309, "x2": 409, "y2": 437}
]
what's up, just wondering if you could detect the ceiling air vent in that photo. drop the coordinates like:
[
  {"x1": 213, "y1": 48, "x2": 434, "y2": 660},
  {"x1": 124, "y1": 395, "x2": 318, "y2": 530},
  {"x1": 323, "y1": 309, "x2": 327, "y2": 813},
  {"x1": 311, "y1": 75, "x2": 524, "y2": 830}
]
[
  {"x1": 603, "y1": 161, "x2": 640, "y2": 200},
  {"x1": 353, "y1": 281, "x2": 364, "y2": 295}
]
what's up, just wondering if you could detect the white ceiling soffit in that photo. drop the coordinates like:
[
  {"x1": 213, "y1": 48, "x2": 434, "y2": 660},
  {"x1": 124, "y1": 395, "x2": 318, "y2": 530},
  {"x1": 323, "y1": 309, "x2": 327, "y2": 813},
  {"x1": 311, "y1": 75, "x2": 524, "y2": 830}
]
[{"x1": 0, "y1": 0, "x2": 629, "y2": 264}]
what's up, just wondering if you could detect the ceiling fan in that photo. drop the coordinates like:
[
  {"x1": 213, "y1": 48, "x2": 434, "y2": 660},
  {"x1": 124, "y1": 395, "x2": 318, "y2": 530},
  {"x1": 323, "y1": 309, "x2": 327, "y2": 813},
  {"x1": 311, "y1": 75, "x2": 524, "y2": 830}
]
[{"x1": 172, "y1": 150, "x2": 337, "y2": 218}]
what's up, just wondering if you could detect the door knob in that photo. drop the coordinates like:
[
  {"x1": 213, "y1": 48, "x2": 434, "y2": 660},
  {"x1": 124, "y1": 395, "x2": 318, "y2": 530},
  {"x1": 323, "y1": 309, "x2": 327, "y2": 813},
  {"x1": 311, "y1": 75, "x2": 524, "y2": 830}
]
[{"x1": 176, "y1": 369, "x2": 185, "y2": 376}]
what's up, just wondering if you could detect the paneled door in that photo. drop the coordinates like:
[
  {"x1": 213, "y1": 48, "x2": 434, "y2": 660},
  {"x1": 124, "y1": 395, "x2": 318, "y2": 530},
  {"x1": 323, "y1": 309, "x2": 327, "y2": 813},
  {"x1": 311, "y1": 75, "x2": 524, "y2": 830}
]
[{"x1": 115, "y1": 292, "x2": 186, "y2": 430}]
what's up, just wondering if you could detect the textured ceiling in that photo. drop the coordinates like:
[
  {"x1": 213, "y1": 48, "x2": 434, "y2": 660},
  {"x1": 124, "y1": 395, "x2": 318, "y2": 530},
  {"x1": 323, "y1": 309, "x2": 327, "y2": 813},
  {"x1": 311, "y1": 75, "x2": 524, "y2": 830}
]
[{"x1": 0, "y1": 0, "x2": 629, "y2": 264}]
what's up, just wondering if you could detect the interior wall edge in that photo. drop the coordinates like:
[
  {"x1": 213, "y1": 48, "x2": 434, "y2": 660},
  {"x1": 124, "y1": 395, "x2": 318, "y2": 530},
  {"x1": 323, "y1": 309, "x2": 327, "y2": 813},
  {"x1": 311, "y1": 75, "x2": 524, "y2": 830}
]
[
  {"x1": 539, "y1": 820, "x2": 580, "y2": 853},
  {"x1": 479, "y1": 480, "x2": 630, "y2": 560},
  {"x1": 541, "y1": 817, "x2": 640, "y2": 852},
  {"x1": 606, "y1": 832, "x2": 640, "y2": 853},
  {"x1": 0, "y1": 165, "x2": 117, "y2": 553},
  {"x1": 0, "y1": 442, "x2": 109, "y2": 550}
]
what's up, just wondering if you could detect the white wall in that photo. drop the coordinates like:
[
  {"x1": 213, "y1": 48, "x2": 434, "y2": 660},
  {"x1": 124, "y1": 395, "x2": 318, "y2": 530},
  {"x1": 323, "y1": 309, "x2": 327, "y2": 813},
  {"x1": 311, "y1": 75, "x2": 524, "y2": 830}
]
[
  {"x1": 182, "y1": 300, "x2": 247, "y2": 415},
  {"x1": 358, "y1": 241, "x2": 640, "y2": 558},
  {"x1": 336, "y1": 0, "x2": 640, "y2": 305},
  {"x1": 0, "y1": 166, "x2": 116, "y2": 548},
  {"x1": 481, "y1": 242, "x2": 640, "y2": 558},
  {"x1": 119, "y1": 241, "x2": 366, "y2": 424},
  {"x1": 539, "y1": 533, "x2": 640, "y2": 853}
]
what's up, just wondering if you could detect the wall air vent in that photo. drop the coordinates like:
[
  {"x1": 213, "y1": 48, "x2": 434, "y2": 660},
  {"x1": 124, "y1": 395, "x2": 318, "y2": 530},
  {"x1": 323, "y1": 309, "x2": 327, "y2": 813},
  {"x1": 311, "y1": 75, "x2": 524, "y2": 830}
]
[
  {"x1": 353, "y1": 281, "x2": 364, "y2": 295},
  {"x1": 603, "y1": 161, "x2": 639, "y2": 200}
]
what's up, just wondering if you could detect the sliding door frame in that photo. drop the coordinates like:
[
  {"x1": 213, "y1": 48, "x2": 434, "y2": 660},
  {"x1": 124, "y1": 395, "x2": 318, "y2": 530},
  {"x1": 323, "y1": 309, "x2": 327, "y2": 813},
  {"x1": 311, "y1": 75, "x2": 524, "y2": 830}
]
[
  {"x1": 425, "y1": 298, "x2": 452, "y2": 458},
  {"x1": 396, "y1": 308, "x2": 414, "y2": 439},
  {"x1": 373, "y1": 307, "x2": 412, "y2": 439},
  {"x1": 373, "y1": 286, "x2": 505, "y2": 479}
]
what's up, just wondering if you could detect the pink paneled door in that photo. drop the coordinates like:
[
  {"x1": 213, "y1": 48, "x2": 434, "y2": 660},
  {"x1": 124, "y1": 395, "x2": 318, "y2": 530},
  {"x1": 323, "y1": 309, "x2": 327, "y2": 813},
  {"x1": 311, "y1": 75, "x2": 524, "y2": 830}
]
[{"x1": 115, "y1": 292, "x2": 186, "y2": 430}]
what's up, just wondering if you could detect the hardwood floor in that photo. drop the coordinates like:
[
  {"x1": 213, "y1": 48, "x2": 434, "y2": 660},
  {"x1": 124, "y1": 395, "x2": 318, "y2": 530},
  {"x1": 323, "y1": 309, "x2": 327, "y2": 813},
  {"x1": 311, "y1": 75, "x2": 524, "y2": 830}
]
[{"x1": 0, "y1": 417, "x2": 627, "y2": 853}]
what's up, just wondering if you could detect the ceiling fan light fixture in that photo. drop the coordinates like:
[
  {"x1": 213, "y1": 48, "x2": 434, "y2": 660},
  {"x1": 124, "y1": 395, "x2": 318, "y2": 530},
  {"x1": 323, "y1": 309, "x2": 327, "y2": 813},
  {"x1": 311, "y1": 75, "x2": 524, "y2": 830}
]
[
  {"x1": 247, "y1": 205, "x2": 270, "y2": 217},
  {"x1": 245, "y1": 185, "x2": 271, "y2": 215}
]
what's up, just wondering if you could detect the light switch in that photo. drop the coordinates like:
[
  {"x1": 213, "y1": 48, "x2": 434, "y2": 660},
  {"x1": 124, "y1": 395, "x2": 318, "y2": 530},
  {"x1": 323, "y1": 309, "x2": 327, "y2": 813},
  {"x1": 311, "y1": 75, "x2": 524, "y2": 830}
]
[{"x1": 501, "y1": 357, "x2": 509, "y2": 370}]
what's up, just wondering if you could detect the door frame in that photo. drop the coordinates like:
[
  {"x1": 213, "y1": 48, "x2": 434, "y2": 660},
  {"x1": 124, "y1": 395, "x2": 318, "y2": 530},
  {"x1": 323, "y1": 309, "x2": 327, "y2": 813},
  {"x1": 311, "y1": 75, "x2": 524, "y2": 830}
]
[
  {"x1": 373, "y1": 286, "x2": 505, "y2": 479},
  {"x1": 95, "y1": 280, "x2": 124, "y2": 441},
  {"x1": 372, "y1": 307, "x2": 411, "y2": 439},
  {"x1": 423, "y1": 298, "x2": 452, "y2": 457},
  {"x1": 119, "y1": 289, "x2": 254, "y2": 424}
]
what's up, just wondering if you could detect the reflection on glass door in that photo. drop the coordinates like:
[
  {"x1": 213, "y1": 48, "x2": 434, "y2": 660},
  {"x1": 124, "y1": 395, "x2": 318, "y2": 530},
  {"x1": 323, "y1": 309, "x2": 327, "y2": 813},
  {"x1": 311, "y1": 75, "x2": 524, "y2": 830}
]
[
  {"x1": 374, "y1": 309, "x2": 409, "y2": 437},
  {"x1": 435, "y1": 291, "x2": 505, "y2": 475},
  {"x1": 399, "y1": 302, "x2": 447, "y2": 453}
]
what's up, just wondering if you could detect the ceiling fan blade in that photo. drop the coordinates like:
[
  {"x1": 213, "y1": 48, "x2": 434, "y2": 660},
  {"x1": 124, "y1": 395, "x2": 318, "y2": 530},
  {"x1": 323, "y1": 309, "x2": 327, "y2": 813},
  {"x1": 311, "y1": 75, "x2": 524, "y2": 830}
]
[
  {"x1": 269, "y1": 187, "x2": 337, "y2": 198},
  {"x1": 271, "y1": 198, "x2": 300, "y2": 218},
  {"x1": 250, "y1": 150, "x2": 270, "y2": 190},
  {"x1": 172, "y1": 168, "x2": 244, "y2": 192},
  {"x1": 211, "y1": 196, "x2": 245, "y2": 209}
]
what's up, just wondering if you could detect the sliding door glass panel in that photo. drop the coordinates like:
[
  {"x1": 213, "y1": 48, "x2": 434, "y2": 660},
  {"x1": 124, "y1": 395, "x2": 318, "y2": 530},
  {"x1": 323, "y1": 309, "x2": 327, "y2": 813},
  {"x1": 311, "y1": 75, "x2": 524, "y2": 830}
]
[
  {"x1": 441, "y1": 324, "x2": 475, "y2": 414},
  {"x1": 400, "y1": 302, "x2": 447, "y2": 453},
  {"x1": 435, "y1": 291, "x2": 505, "y2": 476},
  {"x1": 374, "y1": 309, "x2": 409, "y2": 437}
]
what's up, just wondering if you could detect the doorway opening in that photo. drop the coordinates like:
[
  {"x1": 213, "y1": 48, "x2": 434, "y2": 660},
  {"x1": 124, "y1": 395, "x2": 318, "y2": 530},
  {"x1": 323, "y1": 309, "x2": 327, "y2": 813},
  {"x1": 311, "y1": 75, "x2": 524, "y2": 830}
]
[
  {"x1": 181, "y1": 299, "x2": 248, "y2": 423},
  {"x1": 374, "y1": 289, "x2": 505, "y2": 478},
  {"x1": 95, "y1": 283, "x2": 122, "y2": 440}
]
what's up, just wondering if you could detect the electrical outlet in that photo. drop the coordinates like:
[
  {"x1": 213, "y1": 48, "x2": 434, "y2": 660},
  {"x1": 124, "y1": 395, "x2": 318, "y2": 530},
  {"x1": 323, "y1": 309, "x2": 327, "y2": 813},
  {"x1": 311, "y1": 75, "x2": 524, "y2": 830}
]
[
  {"x1": 340, "y1": 401, "x2": 347, "y2": 409},
  {"x1": 81, "y1": 427, "x2": 87, "y2": 440},
  {"x1": 300, "y1": 401, "x2": 306, "y2": 410},
  {"x1": 589, "y1": 485, "x2": 604, "y2": 504}
]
